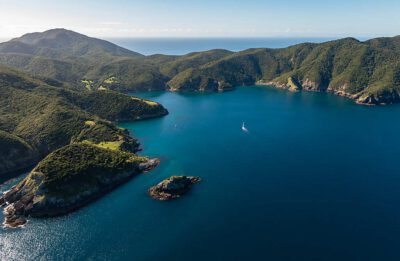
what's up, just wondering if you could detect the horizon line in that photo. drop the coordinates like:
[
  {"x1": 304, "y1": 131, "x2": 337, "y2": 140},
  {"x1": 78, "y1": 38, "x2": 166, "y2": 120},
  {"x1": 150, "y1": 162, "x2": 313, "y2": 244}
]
[
  {"x1": 1, "y1": 34, "x2": 398, "y2": 42},
  {"x1": 0, "y1": 28, "x2": 399, "y2": 42}
]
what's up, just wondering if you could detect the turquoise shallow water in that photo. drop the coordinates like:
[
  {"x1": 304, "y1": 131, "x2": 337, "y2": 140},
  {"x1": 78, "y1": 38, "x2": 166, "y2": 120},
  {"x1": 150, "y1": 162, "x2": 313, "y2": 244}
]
[{"x1": 2, "y1": 86, "x2": 400, "y2": 260}]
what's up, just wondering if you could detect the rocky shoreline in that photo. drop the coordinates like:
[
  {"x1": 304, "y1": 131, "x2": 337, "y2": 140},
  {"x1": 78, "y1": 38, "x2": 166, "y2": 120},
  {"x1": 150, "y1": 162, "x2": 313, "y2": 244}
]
[
  {"x1": 148, "y1": 176, "x2": 201, "y2": 200},
  {"x1": 0, "y1": 145, "x2": 159, "y2": 228},
  {"x1": 256, "y1": 80, "x2": 396, "y2": 106}
]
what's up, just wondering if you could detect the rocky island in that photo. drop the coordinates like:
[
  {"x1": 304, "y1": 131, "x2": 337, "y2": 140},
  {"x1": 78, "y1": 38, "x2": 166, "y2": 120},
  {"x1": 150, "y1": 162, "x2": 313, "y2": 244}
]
[{"x1": 148, "y1": 176, "x2": 201, "y2": 200}]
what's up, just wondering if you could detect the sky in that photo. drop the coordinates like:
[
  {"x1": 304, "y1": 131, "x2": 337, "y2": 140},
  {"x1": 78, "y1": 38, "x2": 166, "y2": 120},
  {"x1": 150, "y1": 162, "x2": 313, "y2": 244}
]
[{"x1": 0, "y1": 0, "x2": 400, "y2": 39}]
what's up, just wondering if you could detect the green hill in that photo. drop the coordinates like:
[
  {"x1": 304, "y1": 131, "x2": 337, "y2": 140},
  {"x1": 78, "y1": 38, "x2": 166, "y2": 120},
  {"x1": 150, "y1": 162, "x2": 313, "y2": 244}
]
[
  {"x1": 0, "y1": 65, "x2": 167, "y2": 179},
  {"x1": 1, "y1": 143, "x2": 159, "y2": 226},
  {"x1": 0, "y1": 28, "x2": 141, "y2": 59},
  {"x1": 0, "y1": 130, "x2": 38, "y2": 181},
  {"x1": 0, "y1": 29, "x2": 146, "y2": 87},
  {"x1": 167, "y1": 38, "x2": 400, "y2": 105},
  {"x1": 1, "y1": 29, "x2": 400, "y2": 105}
]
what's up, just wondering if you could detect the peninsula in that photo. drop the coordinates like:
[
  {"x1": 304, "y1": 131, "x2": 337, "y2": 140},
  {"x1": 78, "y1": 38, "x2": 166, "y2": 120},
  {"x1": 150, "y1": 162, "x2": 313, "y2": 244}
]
[{"x1": 1, "y1": 28, "x2": 400, "y2": 227}]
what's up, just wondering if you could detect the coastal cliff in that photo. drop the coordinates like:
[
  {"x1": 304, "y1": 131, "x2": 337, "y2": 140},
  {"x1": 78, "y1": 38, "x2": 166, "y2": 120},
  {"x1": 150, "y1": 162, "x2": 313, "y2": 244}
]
[
  {"x1": 1, "y1": 144, "x2": 159, "y2": 227},
  {"x1": 259, "y1": 78, "x2": 400, "y2": 106},
  {"x1": 163, "y1": 37, "x2": 400, "y2": 105}
]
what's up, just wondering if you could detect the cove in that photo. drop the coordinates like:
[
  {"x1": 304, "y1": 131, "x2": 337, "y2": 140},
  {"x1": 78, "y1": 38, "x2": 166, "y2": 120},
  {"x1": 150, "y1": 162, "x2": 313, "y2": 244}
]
[{"x1": 2, "y1": 86, "x2": 400, "y2": 260}]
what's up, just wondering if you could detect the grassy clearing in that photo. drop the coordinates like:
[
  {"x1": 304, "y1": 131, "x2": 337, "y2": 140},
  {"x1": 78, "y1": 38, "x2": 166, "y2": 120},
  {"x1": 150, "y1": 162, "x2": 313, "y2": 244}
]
[
  {"x1": 103, "y1": 76, "x2": 117, "y2": 84},
  {"x1": 82, "y1": 140, "x2": 122, "y2": 151},
  {"x1": 84, "y1": 120, "x2": 96, "y2": 126},
  {"x1": 131, "y1": 97, "x2": 158, "y2": 106},
  {"x1": 81, "y1": 79, "x2": 94, "y2": 90},
  {"x1": 288, "y1": 77, "x2": 301, "y2": 91}
]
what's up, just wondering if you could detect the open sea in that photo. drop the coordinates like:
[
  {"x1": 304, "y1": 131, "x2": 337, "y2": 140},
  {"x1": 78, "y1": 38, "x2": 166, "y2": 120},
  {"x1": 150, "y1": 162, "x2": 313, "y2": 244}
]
[
  {"x1": 106, "y1": 37, "x2": 339, "y2": 55},
  {"x1": 1, "y1": 39, "x2": 400, "y2": 261}
]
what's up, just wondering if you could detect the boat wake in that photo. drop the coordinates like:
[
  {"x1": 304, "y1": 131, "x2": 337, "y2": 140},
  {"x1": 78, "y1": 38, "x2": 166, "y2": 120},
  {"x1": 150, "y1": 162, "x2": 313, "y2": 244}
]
[{"x1": 241, "y1": 122, "x2": 249, "y2": 133}]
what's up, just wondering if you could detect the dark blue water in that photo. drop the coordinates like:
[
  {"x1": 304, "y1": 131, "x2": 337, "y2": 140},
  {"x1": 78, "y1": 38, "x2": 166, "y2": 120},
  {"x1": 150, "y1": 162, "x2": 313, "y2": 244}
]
[
  {"x1": 2, "y1": 87, "x2": 400, "y2": 260},
  {"x1": 106, "y1": 37, "x2": 339, "y2": 55}
]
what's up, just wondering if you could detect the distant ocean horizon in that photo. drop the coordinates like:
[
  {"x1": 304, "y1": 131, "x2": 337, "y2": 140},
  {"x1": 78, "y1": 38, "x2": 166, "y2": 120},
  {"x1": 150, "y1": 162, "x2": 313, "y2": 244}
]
[
  {"x1": 105, "y1": 37, "x2": 363, "y2": 55},
  {"x1": 0, "y1": 36, "x2": 371, "y2": 56}
]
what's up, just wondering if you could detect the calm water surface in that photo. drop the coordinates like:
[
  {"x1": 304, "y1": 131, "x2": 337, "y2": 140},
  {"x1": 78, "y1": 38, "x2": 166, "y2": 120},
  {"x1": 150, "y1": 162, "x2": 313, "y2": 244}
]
[
  {"x1": 2, "y1": 87, "x2": 400, "y2": 260},
  {"x1": 106, "y1": 37, "x2": 338, "y2": 55}
]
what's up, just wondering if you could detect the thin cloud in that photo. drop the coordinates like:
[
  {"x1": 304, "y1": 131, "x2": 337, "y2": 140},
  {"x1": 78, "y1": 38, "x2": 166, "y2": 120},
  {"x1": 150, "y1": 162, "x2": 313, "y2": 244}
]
[{"x1": 99, "y1": 22, "x2": 123, "y2": 26}]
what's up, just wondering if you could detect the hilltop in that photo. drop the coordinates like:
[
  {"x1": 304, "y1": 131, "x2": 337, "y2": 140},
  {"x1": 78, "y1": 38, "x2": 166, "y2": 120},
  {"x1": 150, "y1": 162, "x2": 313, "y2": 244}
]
[
  {"x1": 2, "y1": 28, "x2": 141, "y2": 58},
  {"x1": 1, "y1": 29, "x2": 400, "y2": 104},
  {"x1": 0, "y1": 29, "x2": 144, "y2": 85}
]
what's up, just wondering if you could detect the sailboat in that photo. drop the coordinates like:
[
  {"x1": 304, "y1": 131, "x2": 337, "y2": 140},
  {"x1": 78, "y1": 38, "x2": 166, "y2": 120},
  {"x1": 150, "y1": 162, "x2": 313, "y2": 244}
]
[{"x1": 241, "y1": 122, "x2": 249, "y2": 133}]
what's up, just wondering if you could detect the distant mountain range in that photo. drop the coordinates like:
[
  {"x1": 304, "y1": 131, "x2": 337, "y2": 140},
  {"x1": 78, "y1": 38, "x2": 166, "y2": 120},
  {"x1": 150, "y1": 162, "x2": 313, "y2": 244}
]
[{"x1": 1, "y1": 29, "x2": 400, "y2": 105}]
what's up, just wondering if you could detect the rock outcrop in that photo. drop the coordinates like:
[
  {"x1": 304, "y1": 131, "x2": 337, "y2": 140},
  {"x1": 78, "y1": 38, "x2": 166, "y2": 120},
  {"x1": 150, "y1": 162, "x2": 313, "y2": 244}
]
[{"x1": 148, "y1": 176, "x2": 201, "y2": 200}]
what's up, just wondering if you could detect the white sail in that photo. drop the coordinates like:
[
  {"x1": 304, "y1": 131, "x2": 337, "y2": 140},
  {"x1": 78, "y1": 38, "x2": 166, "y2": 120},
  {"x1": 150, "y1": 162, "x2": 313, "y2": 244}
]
[{"x1": 241, "y1": 122, "x2": 248, "y2": 132}]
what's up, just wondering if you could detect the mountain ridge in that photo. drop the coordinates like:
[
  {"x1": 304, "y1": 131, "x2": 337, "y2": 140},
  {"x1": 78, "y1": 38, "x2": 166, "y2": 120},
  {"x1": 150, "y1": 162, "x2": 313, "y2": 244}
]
[
  {"x1": 3, "y1": 28, "x2": 142, "y2": 58},
  {"x1": 1, "y1": 29, "x2": 400, "y2": 104}
]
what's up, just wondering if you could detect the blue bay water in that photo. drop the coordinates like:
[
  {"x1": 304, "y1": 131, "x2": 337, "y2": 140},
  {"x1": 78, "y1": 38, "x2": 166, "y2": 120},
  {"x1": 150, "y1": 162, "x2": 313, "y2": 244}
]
[
  {"x1": 106, "y1": 37, "x2": 340, "y2": 55},
  {"x1": 2, "y1": 87, "x2": 400, "y2": 260}
]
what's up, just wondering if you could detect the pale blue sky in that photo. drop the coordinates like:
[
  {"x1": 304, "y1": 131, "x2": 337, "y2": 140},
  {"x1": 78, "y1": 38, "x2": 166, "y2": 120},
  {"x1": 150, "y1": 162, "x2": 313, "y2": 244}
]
[{"x1": 0, "y1": 0, "x2": 399, "y2": 39}]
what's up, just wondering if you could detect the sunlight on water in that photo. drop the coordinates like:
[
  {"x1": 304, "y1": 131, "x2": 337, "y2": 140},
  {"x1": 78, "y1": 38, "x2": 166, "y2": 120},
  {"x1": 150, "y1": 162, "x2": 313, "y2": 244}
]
[{"x1": 2, "y1": 87, "x2": 400, "y2": 260}]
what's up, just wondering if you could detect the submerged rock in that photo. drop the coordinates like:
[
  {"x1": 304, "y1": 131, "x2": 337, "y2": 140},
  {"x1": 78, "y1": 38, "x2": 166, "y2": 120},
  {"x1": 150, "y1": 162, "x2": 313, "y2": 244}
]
[{"x1": 148, "y1": 176, "x2": 201, "y2": 200}]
